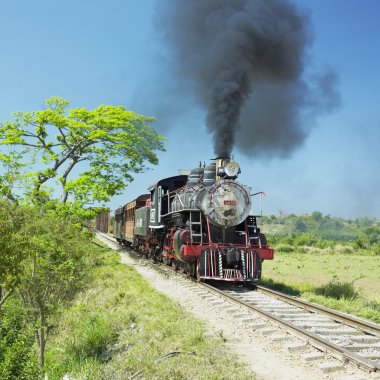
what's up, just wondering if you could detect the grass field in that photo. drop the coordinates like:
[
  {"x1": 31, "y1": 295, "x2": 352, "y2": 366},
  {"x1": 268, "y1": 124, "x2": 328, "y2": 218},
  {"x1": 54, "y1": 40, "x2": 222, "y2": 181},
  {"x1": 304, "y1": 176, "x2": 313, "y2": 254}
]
[
  {"x1": 263, "y1": 252, "x2": 380, "y2": 300},
  {"x1": 45, "y1": 246, "x2": 254, "y2": 379},
  {"x1": 261, "y1": 251, "x2": 380, "y2": 322}
]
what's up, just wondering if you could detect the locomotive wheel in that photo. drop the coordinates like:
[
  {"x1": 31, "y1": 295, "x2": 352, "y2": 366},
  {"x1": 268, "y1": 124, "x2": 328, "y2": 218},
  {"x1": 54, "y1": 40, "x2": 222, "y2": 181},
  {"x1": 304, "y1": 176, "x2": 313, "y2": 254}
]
[
  {"x1": 179, "y1": 263, "x2": 186, "y2": 273},
  {"x1": 172, "y1": 260, "x2": 178, "y2": 271},
  {"x1": 154, "y1": 248, "x2": 162, "y2": 262},
  {"x1": 186, "y1": 263, "x2": 195, "y2": 277},
  {"x1": 195, "y1": 260, "x2": 202, "y2": 282}
]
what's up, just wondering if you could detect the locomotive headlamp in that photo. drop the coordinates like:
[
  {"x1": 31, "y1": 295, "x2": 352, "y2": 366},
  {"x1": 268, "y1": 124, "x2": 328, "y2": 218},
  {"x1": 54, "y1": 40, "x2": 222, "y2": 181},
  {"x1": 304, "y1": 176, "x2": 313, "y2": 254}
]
[{"x1": 224, "y1": 161, "x2": 240, "y2": 178}]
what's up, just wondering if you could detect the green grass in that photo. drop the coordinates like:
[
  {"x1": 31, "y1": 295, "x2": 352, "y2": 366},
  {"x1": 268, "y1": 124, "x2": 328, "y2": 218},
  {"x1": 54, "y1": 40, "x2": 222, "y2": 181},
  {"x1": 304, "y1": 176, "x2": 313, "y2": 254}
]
[
  {"x1": 261, "y1": 252, "x2": 380, "y2": 323},
  {"x1": 263, "y1": 251, "x2": 380, "y2": 299},
  {"x1": 45, "y1": 248, "x2": 254, "y2": 379}
]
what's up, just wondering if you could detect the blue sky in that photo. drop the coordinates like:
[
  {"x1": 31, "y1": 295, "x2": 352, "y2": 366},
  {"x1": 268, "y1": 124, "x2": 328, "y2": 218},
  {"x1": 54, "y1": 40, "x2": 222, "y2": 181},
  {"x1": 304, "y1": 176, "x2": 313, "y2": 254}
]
[{"x1": 0, "y1": 0, "x2": 379, "y2": 219}]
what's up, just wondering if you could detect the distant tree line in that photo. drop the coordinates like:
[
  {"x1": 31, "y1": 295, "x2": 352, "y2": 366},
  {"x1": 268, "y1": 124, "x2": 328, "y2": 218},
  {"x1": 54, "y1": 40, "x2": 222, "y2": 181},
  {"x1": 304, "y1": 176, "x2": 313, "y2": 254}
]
[{"x1": 261, "y1": 212, "x2": 380, "y2": 254}]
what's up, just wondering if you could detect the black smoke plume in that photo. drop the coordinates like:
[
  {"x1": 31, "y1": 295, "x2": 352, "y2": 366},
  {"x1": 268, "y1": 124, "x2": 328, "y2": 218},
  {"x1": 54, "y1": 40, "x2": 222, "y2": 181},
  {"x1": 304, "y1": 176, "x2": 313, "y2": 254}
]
[{"x1": 157, "y1": 0, "x2": 340, "y2": 158}]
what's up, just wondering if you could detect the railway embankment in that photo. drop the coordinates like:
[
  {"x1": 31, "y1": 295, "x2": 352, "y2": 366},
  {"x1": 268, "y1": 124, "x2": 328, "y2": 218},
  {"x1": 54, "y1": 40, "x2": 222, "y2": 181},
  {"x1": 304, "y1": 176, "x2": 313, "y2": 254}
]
[{"x1": 43, "y1": 239, "x2": 253, "y2": 379}]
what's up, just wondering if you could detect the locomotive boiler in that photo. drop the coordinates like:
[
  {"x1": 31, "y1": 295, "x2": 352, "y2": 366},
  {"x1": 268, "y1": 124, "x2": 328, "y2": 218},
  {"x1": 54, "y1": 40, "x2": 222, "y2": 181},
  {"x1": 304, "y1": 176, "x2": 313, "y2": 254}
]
[{"x1": 114, "y1": 157, "x2": 274, "y2": 284}]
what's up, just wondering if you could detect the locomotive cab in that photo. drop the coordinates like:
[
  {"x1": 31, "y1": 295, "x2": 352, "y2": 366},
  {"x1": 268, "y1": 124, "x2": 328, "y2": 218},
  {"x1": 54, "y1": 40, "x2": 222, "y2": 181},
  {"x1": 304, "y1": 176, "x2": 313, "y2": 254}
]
[{"x1": 148, "y1": 175, "x2": 188, "y2": 228}]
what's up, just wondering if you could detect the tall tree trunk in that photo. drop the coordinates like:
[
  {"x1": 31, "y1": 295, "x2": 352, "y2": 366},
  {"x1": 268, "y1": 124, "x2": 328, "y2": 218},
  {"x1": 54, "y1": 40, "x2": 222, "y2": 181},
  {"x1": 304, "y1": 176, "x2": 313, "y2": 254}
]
[
  {"x1": 38, "y1": 327, "x2": 45, "y2": 371},
  {"x1": 37, "y1": 307, "x2": 49, "y2": 375},
  {"x1": 33, "y1": 255, "x2": 47, "y2": 376}
]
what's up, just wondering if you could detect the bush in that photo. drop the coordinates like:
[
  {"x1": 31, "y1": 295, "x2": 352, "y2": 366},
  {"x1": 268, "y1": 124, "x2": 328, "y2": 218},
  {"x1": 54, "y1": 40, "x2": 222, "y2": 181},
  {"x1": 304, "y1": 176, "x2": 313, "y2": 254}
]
[
  {"x1": 276, "y1": 244, "x2": 294, "y2": 253},
  {"x1": 0, "y1": 298, "x2": 39, "y2": 380},
  {"x1": 370, "y1": 243, "x2": 380, "y2": 256},
  {"x1": 313, "y1": 239, "x2": 335, "y2": 249},
  {"x1": 315, "y1": 280, "x2": 358, "y2": 300},
  {"x1": 334, "y1": 245, "x2": 355, "y2": 255},
  {"x1": 293, "y1": 234, "x2": 316, "y2": 246}
]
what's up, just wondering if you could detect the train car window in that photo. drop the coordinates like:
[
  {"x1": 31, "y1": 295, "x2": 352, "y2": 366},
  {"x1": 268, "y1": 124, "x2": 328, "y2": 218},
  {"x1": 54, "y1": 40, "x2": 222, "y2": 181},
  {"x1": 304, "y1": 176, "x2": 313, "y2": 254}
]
[{"x1": 161, "y1": 186, "x2": 169, "y2": 215}]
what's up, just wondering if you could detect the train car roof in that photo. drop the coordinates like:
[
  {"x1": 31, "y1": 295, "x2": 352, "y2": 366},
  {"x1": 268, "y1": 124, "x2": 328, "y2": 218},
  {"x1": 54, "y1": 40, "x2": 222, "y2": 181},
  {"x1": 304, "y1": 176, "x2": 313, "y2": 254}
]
[
  {"x1": 116, "y1": 194, "x2": 150, "y2": 210},
  {"x1": 148, "y1": 175, "x2": 188, "y2": 191},
  {"x1": 135, "y1": 194, "x2": 150, "y2": 202}
]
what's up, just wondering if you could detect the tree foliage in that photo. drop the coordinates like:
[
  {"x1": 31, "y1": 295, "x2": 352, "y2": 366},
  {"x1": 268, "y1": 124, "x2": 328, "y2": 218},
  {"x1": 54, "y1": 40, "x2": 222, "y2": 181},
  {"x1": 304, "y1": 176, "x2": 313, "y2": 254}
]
[
  {"x1": 0, "y1": 201, "x2": 95, "y2": 373},
  {"x1": 0, "y1": 97, "x2": 165, "y2": 211},
  {"x1": 0, "y1": 150, "x2": 27, "y2": 202},
  {"x1": 0, "y1": 200, "x2": 31, "y2": 308},
  {"x1": 16, "y1": 209, "x2": 93, "y2": 370}
]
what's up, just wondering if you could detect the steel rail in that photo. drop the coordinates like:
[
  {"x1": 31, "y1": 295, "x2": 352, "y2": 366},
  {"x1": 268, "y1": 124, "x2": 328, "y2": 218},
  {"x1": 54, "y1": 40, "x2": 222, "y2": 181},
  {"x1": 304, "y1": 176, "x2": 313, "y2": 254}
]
[
  {"x1": 256, "y1": 285, "x2": 380, "y2": 337},
  {"x1": 199, "y1": 282, "x2": 380, "y2": 373}
]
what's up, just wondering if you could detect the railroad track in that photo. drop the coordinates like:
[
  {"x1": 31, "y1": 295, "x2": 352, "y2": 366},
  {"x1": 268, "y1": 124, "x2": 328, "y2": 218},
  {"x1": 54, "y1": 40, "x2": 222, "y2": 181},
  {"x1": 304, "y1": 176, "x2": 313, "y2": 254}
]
[
  {"x1": 96, "y1": 232, "x2": 380, "y2": 374},
  {"x1": 201, "y1": 282, "x2": 380, "y2": 373}
]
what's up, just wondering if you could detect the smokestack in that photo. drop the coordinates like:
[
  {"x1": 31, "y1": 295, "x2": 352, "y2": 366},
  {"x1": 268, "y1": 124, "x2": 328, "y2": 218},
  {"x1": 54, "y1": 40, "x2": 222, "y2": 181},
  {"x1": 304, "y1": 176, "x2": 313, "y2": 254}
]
[
  {"x1": 157, "y1": 0, "x2": 340, "y2": 158},
  {"x1": 215, "y1": 157, "x2": 230, "y2": 181}
]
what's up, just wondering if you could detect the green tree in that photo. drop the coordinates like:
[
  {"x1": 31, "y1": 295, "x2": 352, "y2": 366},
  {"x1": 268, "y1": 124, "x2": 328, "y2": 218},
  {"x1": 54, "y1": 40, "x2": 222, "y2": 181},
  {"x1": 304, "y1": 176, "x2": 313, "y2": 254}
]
[
  {"x1": 0, "y1": 96, "x2": 165, "y2": 212},
  {"x1": 362, "y1": 225, "x2": 380, "y2": 245},
  {"x1": 0, "y1": 200, "x2": 30, "y2": 309},
  {"x1": 311, "y1": 211, "x2": 323, "y2": 222},
  {"x1": 16, "y1": 209, "x2": 93, "y2": 372},
  {"x1": 0, "y1": 97, "x2": 166, "y2": 375},
  {"x1": 293, "y1": 218, "x2": 307, "y2": 233},
  {"x1": 0, "y1": 150, "x2": 27, "y2": 203},
  {"x1": 0, "y1": 201, "x2": 95, "y2": 375}
]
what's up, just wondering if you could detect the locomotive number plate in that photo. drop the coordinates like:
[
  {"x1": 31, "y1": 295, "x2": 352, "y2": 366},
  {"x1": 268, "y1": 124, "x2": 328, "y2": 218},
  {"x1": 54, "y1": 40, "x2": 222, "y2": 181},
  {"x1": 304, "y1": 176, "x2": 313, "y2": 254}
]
[{"x1": 224, "y1": 200, "x2": 236, "y2": 205}]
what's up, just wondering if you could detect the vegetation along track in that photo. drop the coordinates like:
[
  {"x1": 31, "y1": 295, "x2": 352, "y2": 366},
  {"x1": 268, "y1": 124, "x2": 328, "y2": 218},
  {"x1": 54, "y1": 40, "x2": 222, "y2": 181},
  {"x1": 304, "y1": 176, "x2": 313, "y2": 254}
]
[{"x1": 96, "y1": 232, "x2": 380, "y2": 374}]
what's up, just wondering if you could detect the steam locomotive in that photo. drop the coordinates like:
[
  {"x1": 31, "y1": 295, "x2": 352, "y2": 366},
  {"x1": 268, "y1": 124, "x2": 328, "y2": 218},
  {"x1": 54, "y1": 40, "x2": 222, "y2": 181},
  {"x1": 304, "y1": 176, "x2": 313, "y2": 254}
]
[{"x1": 114, "y1": 157, "x2": 274, "y2": 283}]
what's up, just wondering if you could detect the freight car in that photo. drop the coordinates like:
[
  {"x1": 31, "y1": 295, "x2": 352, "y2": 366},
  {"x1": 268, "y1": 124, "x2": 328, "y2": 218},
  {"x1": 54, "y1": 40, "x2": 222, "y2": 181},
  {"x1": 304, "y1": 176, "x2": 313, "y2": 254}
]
[
  {"x1": 113, "y1": 157, "x2": 274, "y2": 284},
  {"x1": 95, "y1": 208, "x2": 111, "y2": 234}
]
